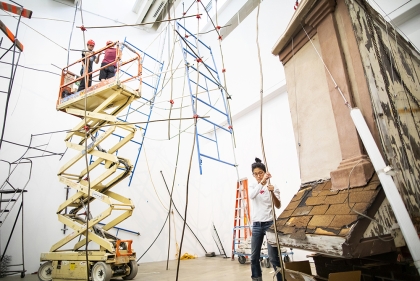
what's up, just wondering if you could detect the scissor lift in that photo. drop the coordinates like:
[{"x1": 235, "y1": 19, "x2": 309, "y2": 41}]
[{"x1": 38, "y1": 42, "x2": 142, "y2": 281}]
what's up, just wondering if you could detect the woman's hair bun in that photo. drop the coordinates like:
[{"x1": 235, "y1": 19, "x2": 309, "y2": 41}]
[{"x1": 255, "y1": 157, "x2": 262, "y2": 163}]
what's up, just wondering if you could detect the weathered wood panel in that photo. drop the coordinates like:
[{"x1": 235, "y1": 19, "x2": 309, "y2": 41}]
[
  {"x1": 363, "y1": 198, "x2": 405, "y2": 247},
  {"x1": 266, "y1": 231, "x2": 346, "y2": 257},
  {"x1": 346, "y1": 0, "x2": 420, "y2": 231}
]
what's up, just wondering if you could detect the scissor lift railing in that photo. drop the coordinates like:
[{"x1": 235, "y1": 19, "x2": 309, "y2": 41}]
[
  {"x1": 39, "y1": 42, "x2": 142, "y2": 281},
  {"x1": 176, "y1": 22, "x2": 234, "y2": 174}
]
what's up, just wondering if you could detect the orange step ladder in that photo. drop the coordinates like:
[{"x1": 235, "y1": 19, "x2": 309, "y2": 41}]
[{"x1": 231, "y1": 178, "x2": 252, "y2": 260}]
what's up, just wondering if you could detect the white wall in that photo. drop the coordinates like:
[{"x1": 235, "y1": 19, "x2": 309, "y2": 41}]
[{"x1": 1, "y1": 0, "x2": 419, "y2": 275}]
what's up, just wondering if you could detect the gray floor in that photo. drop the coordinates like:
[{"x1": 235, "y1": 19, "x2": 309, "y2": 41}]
[{"x1": 1, "y1": 256, "x2": 278, "y2": 281}]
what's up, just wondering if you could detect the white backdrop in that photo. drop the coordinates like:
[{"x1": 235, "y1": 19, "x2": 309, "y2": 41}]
[{"x1": 0, "y1": 0, "x2": 418, "y2": 274}]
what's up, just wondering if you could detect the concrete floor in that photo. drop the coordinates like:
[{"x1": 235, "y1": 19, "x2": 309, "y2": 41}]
[{"x1": 1, "y1": 256, "x2": 278, "y2": 281}]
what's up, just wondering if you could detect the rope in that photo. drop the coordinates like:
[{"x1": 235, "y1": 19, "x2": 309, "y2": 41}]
[
  {"x1": 76, "y1": 2, "x2": 93, "y2": 278},
  {"x1": 0, "y1": 10, "x2": 67, "y2": 51},
  {"x1": 345, "y1": 159, "x2": 395, "y2": 242},
  {"x1": 76, "y1": 14, "x2": 201, "y2": 30},
  {"x1": 175, "y1": 4, "x2": 201, "y2": 280},
  {"x1": 300, "y1": 23, "x2": 351, "y2": 109},
  {"x1": 255, "y1": 3, "x2": 285, "y2": 281},
  {"x1": 143, "y1": 146, "x2": 168, "y2": 212},
  {"x1": 166, "y1": 44, "x2": 186, "y2": 269},
  {"x1": 0, "y1": 14, "x2": 72, "y2": 22},
  {"x1": 67, "y1": 1, "x2": 78, "y2": 66},
  {"x1": 31, "y1": 116, "x2": 209, "y2": 137},
  {"x1": 0, "y1": 61, "x2": 60, "y2": 76}
]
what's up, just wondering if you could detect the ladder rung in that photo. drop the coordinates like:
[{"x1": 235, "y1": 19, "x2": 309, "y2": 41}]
[
  {"x1": 0, "y1": 209, "x2": 10, "y2": 212},
  {"x1": 0, "y1": 199, "x2": 16, "y2": 202}
]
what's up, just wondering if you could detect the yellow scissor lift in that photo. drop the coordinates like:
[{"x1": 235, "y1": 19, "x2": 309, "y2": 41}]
[{"x1": 38, "y1": 42, "x2": 142, "y2": 281}]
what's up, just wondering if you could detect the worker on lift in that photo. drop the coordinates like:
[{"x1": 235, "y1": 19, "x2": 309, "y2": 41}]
[
  {"x1": 78, "y1": 39, "x2": 100, "y2": 92},
  {"x1": 99, "y1": 40, "x2": 117, "y2": 81}
]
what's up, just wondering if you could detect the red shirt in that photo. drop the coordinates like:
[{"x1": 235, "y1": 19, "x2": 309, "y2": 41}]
[{"x1": 102, "y1": 48, "x2": 117, "y2": 66}]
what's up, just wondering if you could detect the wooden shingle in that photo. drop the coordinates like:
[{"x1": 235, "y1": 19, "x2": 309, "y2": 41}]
[
  {"x1": 291, "y1": 189, "x2": 307, "y2": 202},
  {"x1": 286, "y1": 216, "x2": 312, "y2": 228},
  {"x1": 285, "y1": 200, "x2": 301, "y2": 211},
  {"x1": 314, "y1": 227, "x2": 342, "y2": 236},
  {"x1": 279, "y1": 209, "x2": 294, "y2": 219},
  {"x1": 305, "y1": 196, "x2": 327, "y2": 206},
  {"x1": 292, "y1": 206, "x2": 313, "y2": 216},
  {"x1": 325, "y1": 203, "x2": 355, "y2": 215},
  {"x1": 349, "y1": 190, "x2": 378, "y2": 203},
  {"x1": 329, "y1": 214, "x2": 358, "y2": 228},
  {"x1": 309, "y1": 205, "x2": 329, "y2": 215},
  {"x1": 324, "y1": 193, "x2": 349, "y2": 204},
  {"x1": 352, "y1": 202, "x2": 370, "y2": 214},
  {"x1": 308, "y1": 215, "x2": 335, "y2": 227}
]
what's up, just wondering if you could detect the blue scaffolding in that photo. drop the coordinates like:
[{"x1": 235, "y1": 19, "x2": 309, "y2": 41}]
[
  {"x1": 176, "y1": 22, "x2": 235, "y2": 174},
  {"x1": 90, "y1": 38, "x2": 164, "y2": 186}
]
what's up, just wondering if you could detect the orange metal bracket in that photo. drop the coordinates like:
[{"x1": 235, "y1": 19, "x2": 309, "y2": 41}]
[{"x1": 115, "y1": 240, "x2": 133, "y2": 257}]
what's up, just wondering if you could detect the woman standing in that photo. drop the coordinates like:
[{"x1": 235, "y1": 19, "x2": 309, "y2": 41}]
[
  {"x1": 99, "y1": 40, "x2": 117, "y2": 81},
  {"x1": 249, "y1": 158, "x2": 282, "y2": 281}
]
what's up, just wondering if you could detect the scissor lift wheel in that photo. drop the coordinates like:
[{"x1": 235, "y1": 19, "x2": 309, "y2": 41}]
[
  {"x1": 122, "y1": 260, "x2": 138, "y2": 280},
  {"x1": 91, "y1": 262, "x2": 112, "y2": 281},
  {"x1": 38, "y1": 261, "x2": 53, "y2": 281},
  {"x1": 238, "y1": 255, "x2": 246, "y2": 264}
]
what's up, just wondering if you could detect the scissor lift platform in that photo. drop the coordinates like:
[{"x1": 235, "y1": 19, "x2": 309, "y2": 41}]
[
  {"x1": 57, "y1": 78, "x2": 140, "y2": 114},
  {"x1": 38, "y1": 42, "x2": 141, "y2": 281}
]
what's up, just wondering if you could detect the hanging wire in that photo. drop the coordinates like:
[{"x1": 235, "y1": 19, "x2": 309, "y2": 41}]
[
  {"x1": 0, "y1": 10, "x2": 67, "y2": 51},
  {"x1": 255, "y1": 2, "x2": 286, "y2": 280},
  {"x1": 76, "y1": 14, "x2": 201, "y2": 30},
  {"x1": 175, "y1": 3, "x2": 201, "y2": 279}
]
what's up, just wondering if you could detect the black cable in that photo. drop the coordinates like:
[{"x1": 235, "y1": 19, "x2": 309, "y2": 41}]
[
  {"x1": 175, "y1": 115, "x2": 197, "y2": 281},
  {"x1": 0, "y1": 61, "x2": 60, "y2": 76},
  {"x1": 160, "y1": 171, "x2": 207, "y2": 253},
  {"x1": 67, "y1": 1, "x2": 78, "y2": 66},
  {"x1": 0, "y1": 38, "x2": 21, "y2": 150},
  {"x1": 31, "y1": 116, "x2": 209, "y2": 137},
  {"x1": 2, "y1": 139, "x2": 63, "y2": 156},
  {"x1": 137, "y1": 212, "x2": 170, "y2": 261}
]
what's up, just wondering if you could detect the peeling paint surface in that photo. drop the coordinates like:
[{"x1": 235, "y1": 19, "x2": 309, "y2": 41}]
[
  {"x1": 364, "y1": 198, "x2": 396, "y2": 238},
  {"x1": 266, "y1": 231, "x2": 345, "y2": 256},
  {"x1": 347, "y1": 0, "x2": 420, "y2": 231}
]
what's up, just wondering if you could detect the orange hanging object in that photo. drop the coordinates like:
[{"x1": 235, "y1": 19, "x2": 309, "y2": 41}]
[
  {"x1": 0, "y1": 20, "x2": 23, "y2": 51},
  {"x1": 0, "y1": 1, "x2": 32, "y2": 18}
]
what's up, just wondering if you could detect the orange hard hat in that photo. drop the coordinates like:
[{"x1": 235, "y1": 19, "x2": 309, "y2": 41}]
[
  {"x1": 87, "y1": 39, "x2": 95, "y2": 46},
  {"x1": 106, "y1": 40, "x2": 113, "y2": 45}
]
